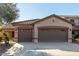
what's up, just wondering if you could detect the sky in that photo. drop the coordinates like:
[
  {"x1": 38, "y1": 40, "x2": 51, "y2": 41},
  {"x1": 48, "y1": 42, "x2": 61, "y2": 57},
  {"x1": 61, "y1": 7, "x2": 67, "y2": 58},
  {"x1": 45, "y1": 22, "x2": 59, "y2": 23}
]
[{"x1": 16, "y1": 3, "x2": 79, "y2": 21}]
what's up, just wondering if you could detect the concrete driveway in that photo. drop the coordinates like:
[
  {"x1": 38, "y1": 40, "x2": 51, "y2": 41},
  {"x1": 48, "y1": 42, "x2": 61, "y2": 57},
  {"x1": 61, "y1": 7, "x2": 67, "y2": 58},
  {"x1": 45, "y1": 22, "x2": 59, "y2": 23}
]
[{"x1": 15, "y1": 42, "x2": 79, "y2": 56}]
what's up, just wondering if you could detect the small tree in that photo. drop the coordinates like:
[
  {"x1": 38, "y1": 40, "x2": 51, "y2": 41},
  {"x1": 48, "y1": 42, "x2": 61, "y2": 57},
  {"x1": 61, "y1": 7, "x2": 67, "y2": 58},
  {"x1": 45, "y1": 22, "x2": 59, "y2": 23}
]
[
  {"x1": 0, "y1": 3, "x2": 19, "y2": 44},
  {"x1": 0, "y1": 3, "x2": 19, "y2": 24}
]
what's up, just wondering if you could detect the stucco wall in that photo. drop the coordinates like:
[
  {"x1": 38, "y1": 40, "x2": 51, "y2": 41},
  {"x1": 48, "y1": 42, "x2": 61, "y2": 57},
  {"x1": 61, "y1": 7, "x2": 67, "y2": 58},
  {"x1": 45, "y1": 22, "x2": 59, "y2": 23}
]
[
  {"x1": 14, "y1": 29, "x2": 18, "y2": 42},
  {"x1": 34, "y1": 16, "x2": 72, "y2": 43}
]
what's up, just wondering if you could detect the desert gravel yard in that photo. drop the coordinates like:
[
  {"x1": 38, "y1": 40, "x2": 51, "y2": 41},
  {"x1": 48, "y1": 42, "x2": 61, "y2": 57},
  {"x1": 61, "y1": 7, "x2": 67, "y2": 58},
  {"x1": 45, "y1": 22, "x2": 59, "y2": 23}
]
[{"x1": 13, "y1": 42, "x2": 79, "y2": 56}]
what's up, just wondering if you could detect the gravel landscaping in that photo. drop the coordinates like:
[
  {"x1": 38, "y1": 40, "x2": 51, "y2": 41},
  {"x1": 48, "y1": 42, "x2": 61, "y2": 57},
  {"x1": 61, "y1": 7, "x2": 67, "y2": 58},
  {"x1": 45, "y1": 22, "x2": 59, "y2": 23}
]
[{"x1": 0, "y1": 42, "x2": 14, "y2": 56}]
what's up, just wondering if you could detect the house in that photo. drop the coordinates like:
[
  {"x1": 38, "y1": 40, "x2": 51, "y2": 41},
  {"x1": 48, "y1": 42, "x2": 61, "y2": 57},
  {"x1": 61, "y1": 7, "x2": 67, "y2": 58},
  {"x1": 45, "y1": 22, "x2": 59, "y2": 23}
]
[
  {"x1": 4, "y1": 14, "x2": 79, "y2": 43},
  {"x1": 60, "y1": 15, "x2": 79, "y2": 41}
]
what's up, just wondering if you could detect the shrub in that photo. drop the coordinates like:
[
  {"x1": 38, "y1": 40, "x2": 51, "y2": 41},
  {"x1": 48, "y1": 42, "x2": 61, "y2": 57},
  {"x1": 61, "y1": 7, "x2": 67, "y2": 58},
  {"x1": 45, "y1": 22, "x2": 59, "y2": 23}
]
[
  {"x1": 0, "y1": 26, "x2": 14, "y2": 44},
  {"x1": 75, "y1": 34, "x2": 79, "y2": 38}
]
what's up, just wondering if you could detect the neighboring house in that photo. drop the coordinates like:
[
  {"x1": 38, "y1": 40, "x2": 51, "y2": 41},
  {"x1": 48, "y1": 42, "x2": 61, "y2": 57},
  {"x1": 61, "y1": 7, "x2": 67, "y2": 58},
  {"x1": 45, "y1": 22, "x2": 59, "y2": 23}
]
[
  {"x1": 3, "y1": 14, "x2": 79, "y2": 43},
  {"x1": 60, "y1": 15, "x2": 79, "y2": 40}
]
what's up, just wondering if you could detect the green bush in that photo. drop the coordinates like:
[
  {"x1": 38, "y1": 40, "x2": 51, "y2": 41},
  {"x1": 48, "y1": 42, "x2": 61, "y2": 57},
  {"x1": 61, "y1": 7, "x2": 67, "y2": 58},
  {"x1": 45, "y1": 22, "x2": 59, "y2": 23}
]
[
  {"x1": 75, "y1": 34, "x2": 79, "y2": 38},
  {"x1": 74, "y1": 38, "x2": 79, "y2": 44}
]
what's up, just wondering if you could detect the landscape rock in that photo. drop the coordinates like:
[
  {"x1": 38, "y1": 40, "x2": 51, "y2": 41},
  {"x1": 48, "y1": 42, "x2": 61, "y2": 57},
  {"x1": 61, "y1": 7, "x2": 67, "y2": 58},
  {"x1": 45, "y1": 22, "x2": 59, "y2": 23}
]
[{"x1": 2, "y1": 43, "x2": 24, "y2": 56}]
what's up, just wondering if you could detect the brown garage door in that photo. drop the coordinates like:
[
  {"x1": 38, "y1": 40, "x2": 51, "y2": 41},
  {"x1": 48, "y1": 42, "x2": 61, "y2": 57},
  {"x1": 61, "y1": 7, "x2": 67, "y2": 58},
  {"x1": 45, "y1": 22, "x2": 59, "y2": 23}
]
[
  {"x1": 38, "y1": 29, "x2": 68, "y2": 42},
  {"x1": 18, "y1": 29, "x2": 32, "y2": 42}
]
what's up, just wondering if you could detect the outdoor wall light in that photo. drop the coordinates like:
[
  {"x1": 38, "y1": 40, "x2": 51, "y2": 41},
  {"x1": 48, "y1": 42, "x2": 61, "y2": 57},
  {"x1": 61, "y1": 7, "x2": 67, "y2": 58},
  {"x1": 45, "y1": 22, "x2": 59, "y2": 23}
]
[{"x1": 70, "y1": 29, "x2": 72, "y2": 31}]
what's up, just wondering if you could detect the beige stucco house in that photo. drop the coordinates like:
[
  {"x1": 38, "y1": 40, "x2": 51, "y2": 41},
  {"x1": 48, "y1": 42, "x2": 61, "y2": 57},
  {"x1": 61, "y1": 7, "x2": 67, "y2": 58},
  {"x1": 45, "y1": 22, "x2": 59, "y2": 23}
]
[{"x1": 3, "y1": 14, "x2": 74, "y2": 43}]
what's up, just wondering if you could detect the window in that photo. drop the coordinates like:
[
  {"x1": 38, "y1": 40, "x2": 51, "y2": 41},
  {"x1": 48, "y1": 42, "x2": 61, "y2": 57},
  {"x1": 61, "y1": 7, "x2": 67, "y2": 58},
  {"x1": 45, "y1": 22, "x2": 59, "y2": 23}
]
[
  {"x1": 77, "y1": 19, "x2": 79, "y2": 25},
  {"x1": 70, "y1": 19, "x2": 74, "y2": 23},
  {"x1": 74, "y1": 19, "x2": 79, "y2": 25},
  {"x1": 70, "y1": 19, "x2": 79, "y2": 25}
]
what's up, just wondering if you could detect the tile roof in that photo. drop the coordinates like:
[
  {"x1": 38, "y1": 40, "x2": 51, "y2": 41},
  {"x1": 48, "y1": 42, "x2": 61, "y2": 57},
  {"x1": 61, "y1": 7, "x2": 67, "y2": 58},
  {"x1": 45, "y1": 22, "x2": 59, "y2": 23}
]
[
  {"x1": 2, "y1": 24, "x2": 15, "y2": 29},
  {"x1": 59, "y1": 15, "x2": 79, "y2": 19},
  {"x1": 12, "y1": 14, "x2": 75, "y2": 25},
  {"x1": 12, "y1": 19, "x2": 40, "y2": 24}
]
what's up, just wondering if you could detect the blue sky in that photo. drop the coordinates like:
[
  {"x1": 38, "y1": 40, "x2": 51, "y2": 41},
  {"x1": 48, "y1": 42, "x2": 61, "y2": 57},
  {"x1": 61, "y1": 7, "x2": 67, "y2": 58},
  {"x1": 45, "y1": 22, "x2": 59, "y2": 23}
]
[{"x1": 16, "y1": 3, "x2": 79, "y2": 21}]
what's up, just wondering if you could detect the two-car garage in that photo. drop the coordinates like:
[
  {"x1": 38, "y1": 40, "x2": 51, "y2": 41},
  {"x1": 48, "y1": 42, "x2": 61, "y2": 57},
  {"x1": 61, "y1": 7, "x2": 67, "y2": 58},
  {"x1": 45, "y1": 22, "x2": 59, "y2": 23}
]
[{"x1": 38, "y1": 27, "x2": 68, "y2": 42}]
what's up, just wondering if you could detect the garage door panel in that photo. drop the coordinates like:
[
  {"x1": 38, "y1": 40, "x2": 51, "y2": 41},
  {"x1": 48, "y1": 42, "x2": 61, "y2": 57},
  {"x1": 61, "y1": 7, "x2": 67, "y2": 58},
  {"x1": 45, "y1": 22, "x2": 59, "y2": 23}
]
[
  {"x1": 38, "y1": 29, "x2": 68, "y2": 42},
  {"x1": 18, "y1": 29, "x2": 32, "y2": 42}
]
